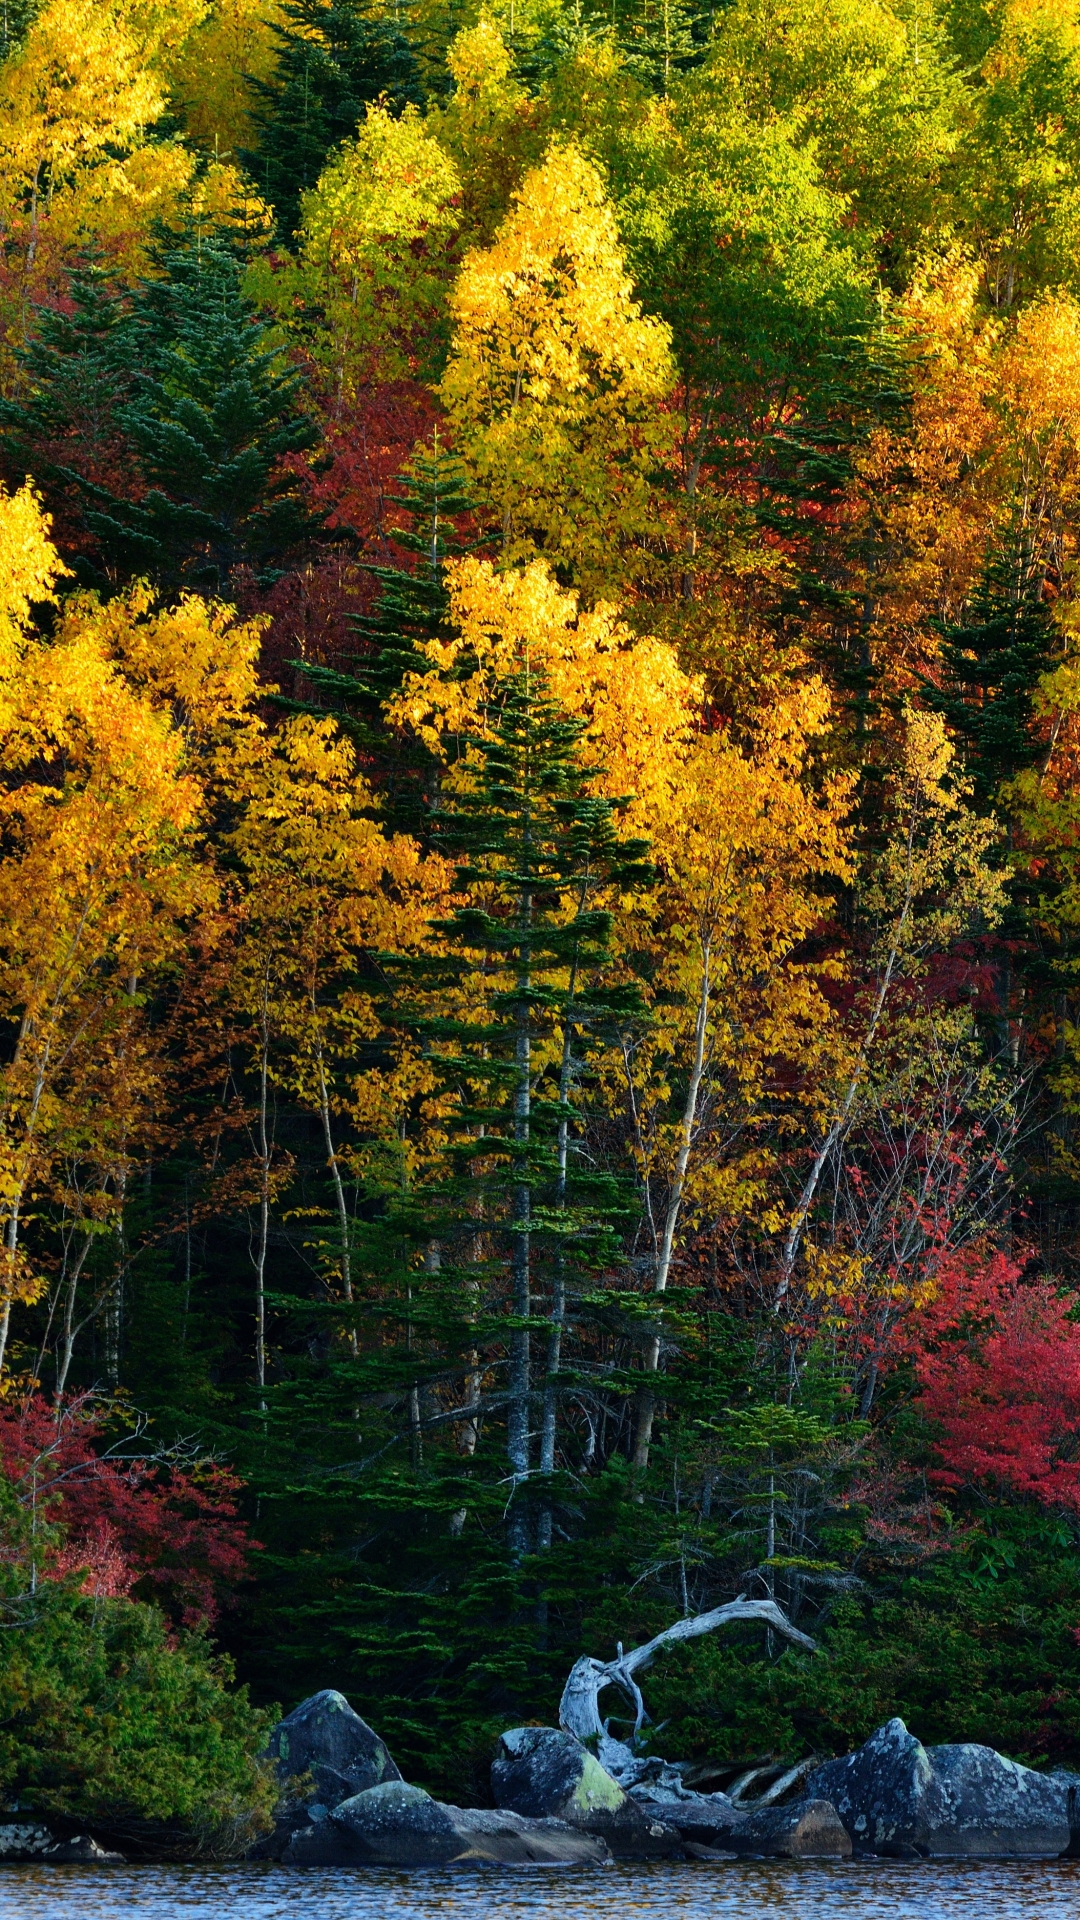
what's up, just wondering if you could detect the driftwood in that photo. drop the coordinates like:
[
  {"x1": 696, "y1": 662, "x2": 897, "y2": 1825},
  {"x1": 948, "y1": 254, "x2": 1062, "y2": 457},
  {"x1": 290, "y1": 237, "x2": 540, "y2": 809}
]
[{"x1": 559, "y1": 1597, "x2": 817, "y2": 1778}]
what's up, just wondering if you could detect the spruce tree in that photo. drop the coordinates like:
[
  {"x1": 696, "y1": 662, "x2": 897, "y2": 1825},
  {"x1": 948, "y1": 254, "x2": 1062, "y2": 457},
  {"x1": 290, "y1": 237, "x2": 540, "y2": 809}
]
[
  {"x1": 246, "y1": 0, "x2": 422, "y2": 240},
  {"x1": 0, "y1": 259, "x2": 137, "y2": 577},
  {"x1": 925, "y1": 529, "x2": 1058, "y2": 807},
  {"x1": 83, "y1": 235, "x2": 322, "y2": 594},
  {"x1": 378, "y1": 671, "x2": 651, "y2": 1553},
  {"x1": 285, "y1": 439, "x2": 477, "y2": 832}
]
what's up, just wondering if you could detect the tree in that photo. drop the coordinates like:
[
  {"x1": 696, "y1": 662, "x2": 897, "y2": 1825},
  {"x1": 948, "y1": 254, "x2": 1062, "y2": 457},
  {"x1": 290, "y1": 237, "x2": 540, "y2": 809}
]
[
  {"x1": 285, "y1": 436, "x2": 477, "y2": 836},
  {"x1": 440, "y1": 143, "x2": 675, "y2": 595},
  {"x1": 914, "y1": 1247, "x2": 1080, "y2": 1519},
  {"x1": 926, "y1": 528, "x2": 1058, "y2": 808},
  {"x1": 83, "y1": 234, "x2": 321, "y2": 593},
  {"x1": 245, "y1": 0, "x2": 422, "y2": 239},
  {"x1": 288, "y1": 102, "x2": 461, "y2": 406},
  {"x1": 379, "y1": 662, "x2": 651, "y2": 1553},
  {"x1": 0, "y1": 257, "x2": 137, "y2": 572}
]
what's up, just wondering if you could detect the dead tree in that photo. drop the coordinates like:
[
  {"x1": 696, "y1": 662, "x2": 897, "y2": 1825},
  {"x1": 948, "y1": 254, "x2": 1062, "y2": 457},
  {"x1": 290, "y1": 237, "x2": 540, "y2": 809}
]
[{"x1": 559, "y1": 1596, "x2": 818, "y2": 1779}]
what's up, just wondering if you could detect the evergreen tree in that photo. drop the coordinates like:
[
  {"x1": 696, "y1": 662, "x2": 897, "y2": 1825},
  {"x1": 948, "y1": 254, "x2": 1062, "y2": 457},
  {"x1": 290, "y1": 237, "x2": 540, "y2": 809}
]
[
  {"x1": 925, "y1": 529, "x2": 1058, "y2": 807},
  {"x1": 0, "y1": 258, "x2": 137, "y2": 576},
  {"x1": 83, "y1": 235, "x2": 322, "y2": 594},
  {"x1": 285, "y1": 438, "x2": 478, "y2": 833},
  {"x1": 377, "y1": 670, "x2": 652, "y2": 1553},
  {"x1": 246, "y1": 0, "x2": 422, "y2": 240}
]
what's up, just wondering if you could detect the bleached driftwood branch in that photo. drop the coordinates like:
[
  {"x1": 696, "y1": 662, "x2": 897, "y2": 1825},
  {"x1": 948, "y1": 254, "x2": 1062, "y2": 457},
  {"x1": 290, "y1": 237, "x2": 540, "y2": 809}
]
[{"x1": 559, "y1": 1596, "x2": 818, "y2": 1768}]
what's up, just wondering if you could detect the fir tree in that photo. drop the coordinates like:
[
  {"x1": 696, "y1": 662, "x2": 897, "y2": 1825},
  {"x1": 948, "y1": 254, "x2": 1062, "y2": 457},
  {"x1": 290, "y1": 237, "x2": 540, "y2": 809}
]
[
  {"x1": 246, "y1": 0, "x2": 422, "y2": 240},
  {"x1": 285, "y1": 438, "x2": 478, "y2": 832},
  {"x1": 925, "y1": 529, "x2": 1058, "y2": 807},
  {"x1": 83, "y1": 235, "x2": 322, "y2": 594},
  {"x1": 0, "y1": 258, "x2": 137, "y2": 576},
  {"x1": 378, "y1": 670, "x2": 651, "y2": 1553}
]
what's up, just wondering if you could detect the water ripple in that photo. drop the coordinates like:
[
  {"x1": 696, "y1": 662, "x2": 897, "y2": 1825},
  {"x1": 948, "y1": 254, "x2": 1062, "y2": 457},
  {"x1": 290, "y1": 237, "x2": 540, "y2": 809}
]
[{"x1": 4, "y1": 1858, "x2": 1080, "y2": 1920}]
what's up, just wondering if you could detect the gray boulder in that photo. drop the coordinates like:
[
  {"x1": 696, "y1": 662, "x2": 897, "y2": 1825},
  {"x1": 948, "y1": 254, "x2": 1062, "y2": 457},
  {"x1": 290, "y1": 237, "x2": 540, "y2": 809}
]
[
  {"x1": 809, "y1": 1718, "x2": 1079, "y2": 1858},
  {"x1": 925, "y1": 1742, "x2": 1072, "y2": 1857},
  {"x1": 269, "y1": 1688, "x2": 401, "y2": 1805},
  {"x1": 283, "y1": 1780, "x2": 610, "y2": 1867},
  {"x1": 630, "y1": 1789, "x2": 850, "y2": 1859},
  {"x1": 0, "y1": 1822, "x2": 124, "y2": 1864},
  {"x1": 492, "y1": 1726, "x2": 682, "y2": 1857},
  {"x1": 808, "y1": 1717, "x2": 944, "y2": 1855},
  {"x1": 628, "y1": 1790, "x2": 743, "y2": 1849},
  {"x1": 253, "y1": 1688, "x2": 403, "y2": 1859},
  {"x1": 726, "y1": 1797, "x2": 852, "y2": 1859}
]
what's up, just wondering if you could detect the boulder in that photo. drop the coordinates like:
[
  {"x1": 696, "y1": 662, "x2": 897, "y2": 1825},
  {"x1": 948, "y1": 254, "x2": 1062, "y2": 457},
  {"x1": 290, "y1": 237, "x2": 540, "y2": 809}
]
[
  {"x1": 269, "y1": 1688, "x2": 401, "y2": 1805},
  {"x1": 725, "y1": 1797, "x2": 852, "y2": 1859},
  {"x1": 809, "y1": 1718, "x2": 1080, "y2": 1859},
  {"x1": 0, "y1": 1822, "x2": 123, "y2": 1864},
  {"x1": 807, "y1": 1717, "x2": 944, "y2": 1855},
  {"x1": 492, "y1": 1727, "x2": 682, "y2": 1857},
  {"x1": 925, "y1": 1742, "x2": 1072, "y2": 1857},
  {"x1": 282, "y1": 1780, "x2": 611, "y2": 1867},
  {"x1": 628, "y1": 1790, "x2": 743, "y2": 1849},
  {"x1": 253, "y1": 1688, "x2": 403, "y2": 1859}
]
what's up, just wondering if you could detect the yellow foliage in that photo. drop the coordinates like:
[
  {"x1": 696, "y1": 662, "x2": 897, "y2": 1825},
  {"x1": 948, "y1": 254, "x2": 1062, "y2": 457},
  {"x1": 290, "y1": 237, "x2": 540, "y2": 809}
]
[
  {"x1": 0, "y1": 483, "x2": 66, "y2": 693},
  {"x1": 389, "y1": 555, "x2": 700, "y2": 836},
  {"x1": 293, "y1": 104, "x2": 460, "y2": 394},
  {"x1": 440, "y1": 143, "x2": 676, "y2": 594},
  {"x1": 168, "y1": 0, "x2": 285, "y2": 155}
]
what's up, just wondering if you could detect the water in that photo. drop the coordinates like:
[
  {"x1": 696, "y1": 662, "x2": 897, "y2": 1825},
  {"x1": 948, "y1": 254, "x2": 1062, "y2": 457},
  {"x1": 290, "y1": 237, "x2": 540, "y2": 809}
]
[{"x1": 2, "y1": 1858, "x2": 1079, "y2": 1919}]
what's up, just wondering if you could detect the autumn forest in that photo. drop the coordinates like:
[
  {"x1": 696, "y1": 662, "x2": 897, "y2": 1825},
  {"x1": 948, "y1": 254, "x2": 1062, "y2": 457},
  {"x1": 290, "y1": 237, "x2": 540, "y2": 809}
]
[{"x1": 3, "y1": 0, "x2": 1080, "y2": 1851}]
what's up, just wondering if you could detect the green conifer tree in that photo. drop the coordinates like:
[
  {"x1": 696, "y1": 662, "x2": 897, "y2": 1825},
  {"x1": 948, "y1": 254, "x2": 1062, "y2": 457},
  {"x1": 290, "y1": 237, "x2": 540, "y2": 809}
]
[
  {"x1": 246, "y1": 0, "x2": 422, "y2": 239},
  {"x1": 925, "y1": 528, "x2": 1058, "y2": 808},
  {"x1": 0, "y1": 259, "x2": 137, "y2": 577},
  {"x1": 83, "y1": 236, "x2": 322, "y2": 594},
  {"x1": 285, "y1": 438, "x2": 478, "y2": 832}
]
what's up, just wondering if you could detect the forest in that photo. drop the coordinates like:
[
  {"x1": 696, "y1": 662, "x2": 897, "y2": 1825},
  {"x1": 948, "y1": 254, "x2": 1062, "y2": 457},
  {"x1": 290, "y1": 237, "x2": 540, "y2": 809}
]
[{"x1": 4, "y1": 0, "x2": 1080, "y2": 1855}]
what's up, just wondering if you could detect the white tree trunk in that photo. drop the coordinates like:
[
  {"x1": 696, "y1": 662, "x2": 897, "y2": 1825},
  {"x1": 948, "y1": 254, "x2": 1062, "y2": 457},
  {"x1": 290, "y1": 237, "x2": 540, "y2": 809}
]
[{"x1": 559, "y1": 1596, "x2": 817, "y2": 1777}]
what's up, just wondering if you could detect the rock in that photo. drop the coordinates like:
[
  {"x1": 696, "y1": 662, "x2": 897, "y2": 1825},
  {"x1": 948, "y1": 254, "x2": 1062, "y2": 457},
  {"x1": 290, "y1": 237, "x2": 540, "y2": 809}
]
[
  {"x1": 925, "y1": 1742, "x2": 1071, "y2": 1857},
  {"x1": 492, "y1": 1726, "x2": 682, "y2": 1857},
  {"x1": 0, "y1": 1824, "x2": 59, "y2": 1862},
  {"x1": 809, "y1": 1717, "x2": 1080, "y2": 1859},
  {"x1": 0, "y1": 1822, "x2": 123, "y2": 1864},
  {"x1": 283, "y1": 1780, "x2": 611, "y2": 1867},
  {"x1": 269, "y1": 1688, "x2": 401, "y2": 1805},
  {"x1": 43, "y1": 1835, "x2": 126, "y2": 1864},
  {"x1": 628, "y1": 1790, "x2": 744, "y2": 1849},
  {"x1": 807, "y1": 1717, "x2": 944, "y2": 1855},
  {"x1": 252, "y1": 1688, "x2": 404, "y2": 1859},
  {"x1": 726, "y1": 1797, "x2": 852, "y2": 1859},
  {"x1": 632, "y1": 1789, "x2": 850, "y2": 1860}
]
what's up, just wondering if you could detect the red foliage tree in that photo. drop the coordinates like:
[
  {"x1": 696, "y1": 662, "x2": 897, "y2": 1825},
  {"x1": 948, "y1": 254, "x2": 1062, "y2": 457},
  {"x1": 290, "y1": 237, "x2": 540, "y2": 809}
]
[
  {"x1": 912, "y1": 1248, "x2": 1080, "y2": 1515},
  {"x1": 0, "y1": 1392, "x2": 254, "y2": 1626}
]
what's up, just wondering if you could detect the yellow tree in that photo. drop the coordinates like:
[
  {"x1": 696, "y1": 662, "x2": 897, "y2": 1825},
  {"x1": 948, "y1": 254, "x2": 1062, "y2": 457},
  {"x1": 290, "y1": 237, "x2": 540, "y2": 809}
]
[
  {"x1": 626, "y1": 685, "x2": 854, "y2": 1468},
  {"x1": 440, "y1": 143, "x2": 676, "y2": 595},
  {"x1": 222, "y1": 715, "x2": 449, "y2": 1387},
  {"x1": 290, "y1": 104, "x2": 461, "y2": 408},
  {"x1": 390, "y1": 554, "x2": 699, "y2": 838},
  {"x1": 0, "y1": 0, "x2": 213, "y2": 356},
  {"x1": 0, "y1": 490, "x2": 224, "y2": 1380}
]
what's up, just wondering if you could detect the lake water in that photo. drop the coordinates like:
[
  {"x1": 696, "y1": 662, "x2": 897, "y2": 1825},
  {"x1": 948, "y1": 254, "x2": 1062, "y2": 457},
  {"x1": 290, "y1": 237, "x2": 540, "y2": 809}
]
[{"x1": 3, "y1": 1858, "x2": 1080, "y2": 1919}]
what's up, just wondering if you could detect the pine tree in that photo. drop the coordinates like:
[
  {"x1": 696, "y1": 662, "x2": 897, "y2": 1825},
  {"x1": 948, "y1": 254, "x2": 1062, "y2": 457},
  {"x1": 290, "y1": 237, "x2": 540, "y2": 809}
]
[
  {"x1": 378, "y1": 670, "x2": 651, "y2": 1553},
  {"x1": 925, "y1": 529, "x2": 1058, "y2": 807},
  {"x1": 0, "y1": 258, "x2": 137, "y2": 576},
  {"x1": 246, "y1": 0, "x2": 422, "y2": 240},
  {"x1": 83, "y1": 235, "x2": 322, "y2": 594},
  {"x1": 285, "y1": 438, "x2": 477, "y2": 832}
]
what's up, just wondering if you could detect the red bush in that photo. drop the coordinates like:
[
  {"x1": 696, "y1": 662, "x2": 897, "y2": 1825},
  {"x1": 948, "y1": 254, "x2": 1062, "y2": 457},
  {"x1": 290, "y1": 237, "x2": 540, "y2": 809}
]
[
  {"x1": 0, "y1": 1392, "x2": 254, "y2": 1625},
  {"x1": 913, "y1": 1249, "x2": 1080, "y2": 1514}
]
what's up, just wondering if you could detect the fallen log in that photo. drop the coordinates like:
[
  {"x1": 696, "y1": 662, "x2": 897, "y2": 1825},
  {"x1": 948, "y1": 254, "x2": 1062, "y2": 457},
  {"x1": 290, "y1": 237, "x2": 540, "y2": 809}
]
[{"x1": 559, "y1": 1596, "x2": 818, "y2": 1778}]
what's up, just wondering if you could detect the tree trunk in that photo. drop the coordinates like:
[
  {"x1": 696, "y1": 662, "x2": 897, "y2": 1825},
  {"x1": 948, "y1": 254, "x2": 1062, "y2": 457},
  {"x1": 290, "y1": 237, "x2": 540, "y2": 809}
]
[
  {"x1": 632, "y1": 934, "x2": 712, "y2": 1473},
  {"x1": 559, "y1": 1596, "x2": 817, "y2": 1777}
]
